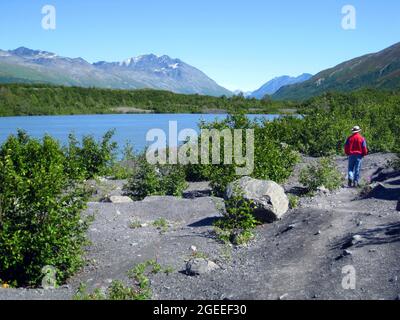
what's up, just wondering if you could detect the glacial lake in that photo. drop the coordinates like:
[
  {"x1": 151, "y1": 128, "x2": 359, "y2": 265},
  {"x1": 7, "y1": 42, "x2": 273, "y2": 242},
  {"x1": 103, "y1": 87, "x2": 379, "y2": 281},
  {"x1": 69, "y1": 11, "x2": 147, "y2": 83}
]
[{"x1": 0, "y1": 114, "x2": 280, "y2": 153}]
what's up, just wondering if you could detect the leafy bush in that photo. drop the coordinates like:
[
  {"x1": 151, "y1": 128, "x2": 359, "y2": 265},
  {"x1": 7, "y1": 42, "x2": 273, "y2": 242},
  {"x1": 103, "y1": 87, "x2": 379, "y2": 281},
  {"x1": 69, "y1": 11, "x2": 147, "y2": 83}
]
[
  {"x1": 124, "y1": 154, "x2": 188, "y2": 200},
  {"x1": 299, "y1": 157, "x2": 343, "y2": 193},
  {"x1": 0, "y1": 131, "x2": 90, "y2": 286},
  {"x1": 213, "y1": 191, "x2": 259, "y2": 245},
  {"x1": 110, "y1": 142, "x2": 136, "y2": 180},
  {"x1": 64, "y1": 130, "x2": 117, "y2": 180},
  {"x1": 197, "y1": 113, "x2": 299, "y2": 196}
]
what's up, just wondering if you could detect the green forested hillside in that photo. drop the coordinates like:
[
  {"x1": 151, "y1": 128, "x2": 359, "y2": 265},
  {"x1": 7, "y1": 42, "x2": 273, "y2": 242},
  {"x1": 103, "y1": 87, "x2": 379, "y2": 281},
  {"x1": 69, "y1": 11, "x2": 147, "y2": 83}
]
[
  {"x1": 0, "y1": 84, "x2": 285, "y2": 116},
  {"x1": 273, "y1": 42, "x2": 400, "y2": 100}
]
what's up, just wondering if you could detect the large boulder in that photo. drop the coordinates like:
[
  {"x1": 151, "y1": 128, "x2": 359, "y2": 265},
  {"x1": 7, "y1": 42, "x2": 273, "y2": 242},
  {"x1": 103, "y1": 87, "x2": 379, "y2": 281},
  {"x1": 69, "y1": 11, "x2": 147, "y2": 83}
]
[{"x1": 226, "y1": 176, "x2": 289, "y2": 222}]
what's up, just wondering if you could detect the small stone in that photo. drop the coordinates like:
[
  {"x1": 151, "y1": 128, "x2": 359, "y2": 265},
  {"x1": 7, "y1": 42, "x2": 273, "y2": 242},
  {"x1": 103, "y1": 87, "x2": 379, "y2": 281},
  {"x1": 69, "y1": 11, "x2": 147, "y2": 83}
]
[
  {"x1": 186, "y1": 258, "x2": 219, "y2": 276},
  {"x1": 343, "y1": 249, "x2": 353, "y2": 256},
  {"x1": 315, "y1": 230, "x2": 321, "y2": 235},
  {"x1": 278, "y1": 293, "x2": 289, "y2": 300},
  {"x1": 190, "y1": 245, "x2": 197, "y2": 252},
  {"x1": 352, "y1": 235, "x2": 364, "y2": 245},
  {"x1": 317, "y1": 186, "x2": 330, "y2": 194}
]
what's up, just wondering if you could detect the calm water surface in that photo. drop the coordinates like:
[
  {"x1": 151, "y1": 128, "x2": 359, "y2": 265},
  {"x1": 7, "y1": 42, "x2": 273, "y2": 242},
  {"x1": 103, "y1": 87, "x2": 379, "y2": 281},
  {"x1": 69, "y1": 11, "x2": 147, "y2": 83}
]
[{"x1": 0, "y1": 114, "x2": 280, "y2": 152}]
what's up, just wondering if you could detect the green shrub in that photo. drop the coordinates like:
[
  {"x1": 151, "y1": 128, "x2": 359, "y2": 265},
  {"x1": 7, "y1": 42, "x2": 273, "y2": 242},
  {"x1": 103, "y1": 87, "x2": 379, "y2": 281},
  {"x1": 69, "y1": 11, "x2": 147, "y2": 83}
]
[
  {"x1": 64, "y1": 130, "x2": 117, "y2": 180},
  {"x1": 197, "y1": 113, "x2": 299, "y2": 196},
  {"x1": 213, "y1": 191, "x2": 259, "y2": 245},
  {"x1": 110, "y1": 142, "x2": 136, "y2": 180},
  {"x1": 0, "y1": 131, "x2": 90, "y2": 286},
  {"x1": 124, "y1": 154, "x2": 188, "y2": 200},
  {"x1": 299, "y1": 157, "x2": 343, "y2": 193}
]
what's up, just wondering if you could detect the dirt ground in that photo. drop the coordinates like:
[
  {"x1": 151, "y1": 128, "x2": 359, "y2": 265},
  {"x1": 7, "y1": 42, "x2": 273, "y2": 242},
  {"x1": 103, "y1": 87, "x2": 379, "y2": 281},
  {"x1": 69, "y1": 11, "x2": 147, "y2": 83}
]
[{"x1": 1, "y1": 153, "x2": 399, "y2": 300}]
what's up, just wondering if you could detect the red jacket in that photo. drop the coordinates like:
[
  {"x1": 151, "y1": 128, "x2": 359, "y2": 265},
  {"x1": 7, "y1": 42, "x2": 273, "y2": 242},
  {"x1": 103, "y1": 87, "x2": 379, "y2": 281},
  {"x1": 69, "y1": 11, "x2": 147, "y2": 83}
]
[{"x1": 345, "y1": 133, "x2": 368, "y2": 156}]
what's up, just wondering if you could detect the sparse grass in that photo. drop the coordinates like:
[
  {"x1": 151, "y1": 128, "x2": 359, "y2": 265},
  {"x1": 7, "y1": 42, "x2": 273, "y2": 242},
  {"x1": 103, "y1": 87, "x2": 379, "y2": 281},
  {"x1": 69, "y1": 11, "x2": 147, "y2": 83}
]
[
  {"x1": 233, "y1": 230, "x2": 255, "y2": 245},
  {"x1": 163, "y1": 266, "x2": 175, "y2": 275},
  {"x1": 219, "y1": 244, "x2": 233, "y2": 263},
  {"x1": 191, "y1": 251, "x2": 209, "y2": 260},
  {"x1": 74, "y1": 259, "x2": 172, "y2": 300},
  {"x1": 129, "y1": 219, "x2": 142, "y2": 229},
  {"x1": 288, "y1": 194, "x2": 299, "y2": 209},
  {"x1": 152, "y1": 218, "x2": 169, "y2": 233}
]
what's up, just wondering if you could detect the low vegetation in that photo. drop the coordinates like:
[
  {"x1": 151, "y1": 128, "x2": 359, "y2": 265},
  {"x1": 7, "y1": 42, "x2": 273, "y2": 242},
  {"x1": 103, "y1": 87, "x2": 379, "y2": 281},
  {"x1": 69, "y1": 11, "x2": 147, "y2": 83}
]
[
  {"x1": 0, "y1": 132, "x2": 90, "y2": 286},
  {"x1": 124, "y1": 154, "x2": 188, "y2": 200},
  {"x1": 213, "y1": 193, "x2": 259, "y2": 245},
  {"x1": 74, "y1": 260, "x2": 168, "y2": 300},
  {"x1": 65, "y1": 130, "x2": 117, "y2": 180},
  {"x1": 299, "y1": 158, "x2": 343, "y2": 194},
  {"x1": 288, "y1": 194, "x2": 300, "y2": 209},
  {"x1": 152, "y1": 218, "x2": 169, "y2": 233}
]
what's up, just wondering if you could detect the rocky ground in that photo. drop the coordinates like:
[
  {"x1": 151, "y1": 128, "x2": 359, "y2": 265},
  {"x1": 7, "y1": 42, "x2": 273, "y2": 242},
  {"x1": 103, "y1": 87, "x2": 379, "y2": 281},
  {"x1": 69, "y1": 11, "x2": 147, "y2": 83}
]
[{"x1": 1, "y1": 153, "x2": 399, "y2": 300}]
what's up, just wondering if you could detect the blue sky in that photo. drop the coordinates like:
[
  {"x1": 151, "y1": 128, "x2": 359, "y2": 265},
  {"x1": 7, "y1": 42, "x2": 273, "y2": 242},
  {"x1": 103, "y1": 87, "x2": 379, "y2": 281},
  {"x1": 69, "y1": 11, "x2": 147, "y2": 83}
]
[{"x1": 0, "y1": 0, "x2": 399, "y2": 91}]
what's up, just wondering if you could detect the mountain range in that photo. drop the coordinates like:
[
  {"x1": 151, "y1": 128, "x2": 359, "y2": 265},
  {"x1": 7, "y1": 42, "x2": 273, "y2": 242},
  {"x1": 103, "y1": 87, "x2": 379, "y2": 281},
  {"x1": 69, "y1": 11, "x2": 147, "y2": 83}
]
[
  {"x1": 1, "y1": 42, "x2": 400, "y2": 101},
  {"x1": 273, "y1": 42, "x2": 400, "y2": 100},
  {"x1": 250, "y1": 73, "x2": 312, "y2": 99},
  {"x1": 0, "y1": 47, "x2": 232, "y2": 97}
]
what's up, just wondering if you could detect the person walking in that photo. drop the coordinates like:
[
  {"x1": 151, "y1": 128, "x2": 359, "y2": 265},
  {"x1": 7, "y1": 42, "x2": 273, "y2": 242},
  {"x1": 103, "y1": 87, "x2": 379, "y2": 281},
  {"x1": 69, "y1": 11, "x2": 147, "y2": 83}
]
[{"x1": 345, "y1": 126, "x2": 368, "y2": 187}]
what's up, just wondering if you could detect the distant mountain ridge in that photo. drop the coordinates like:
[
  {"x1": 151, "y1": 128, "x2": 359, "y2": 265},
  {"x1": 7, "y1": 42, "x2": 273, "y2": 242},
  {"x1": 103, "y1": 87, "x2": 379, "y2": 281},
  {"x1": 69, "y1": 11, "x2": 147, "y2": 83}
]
[
  {"x1": 0, "y1": 47, "x2": 232, "y2": 97},
  {"x1": 250, "y1": 73, "x2": 312, "y2": 99},
  {"x1": 273, "y1": 42, "x2": 400, "y2": 100}
]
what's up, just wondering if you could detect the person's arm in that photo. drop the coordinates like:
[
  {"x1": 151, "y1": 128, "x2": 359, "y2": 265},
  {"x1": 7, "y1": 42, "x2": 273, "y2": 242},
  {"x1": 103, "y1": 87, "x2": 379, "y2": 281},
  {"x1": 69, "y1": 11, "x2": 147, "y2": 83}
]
[
  {"x1": 344, "y1": 138, "x2": 350, "y2": 156},
  {"x1": 362, "y1": 139, "x2": 368, "y2": 156}
]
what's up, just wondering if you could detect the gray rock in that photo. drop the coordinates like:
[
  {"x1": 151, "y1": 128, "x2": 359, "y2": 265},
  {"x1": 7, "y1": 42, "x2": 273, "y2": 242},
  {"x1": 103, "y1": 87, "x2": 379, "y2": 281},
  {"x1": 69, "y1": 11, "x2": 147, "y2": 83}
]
[
  {"x1": 104, "y1": 196, "x2": 133, "y2": 203},
  {"x1": 278, "y1": 293, "x2": 289, "y2": 300},
  {"x1": 352, "y1": 234, "x2": 364, "y2": 245},
  {"x1": 186, "y1": 258, "x2": 219, "y2": 276},
  {"x1": 343, "y1": 249, "x2": 353, "y2": 256},
  {"x1": 316, "y1": 186, "x2": 330, "y2": 195},
  {"x1": 226, "y1": 177, "x2": 289, "y2": 222}
]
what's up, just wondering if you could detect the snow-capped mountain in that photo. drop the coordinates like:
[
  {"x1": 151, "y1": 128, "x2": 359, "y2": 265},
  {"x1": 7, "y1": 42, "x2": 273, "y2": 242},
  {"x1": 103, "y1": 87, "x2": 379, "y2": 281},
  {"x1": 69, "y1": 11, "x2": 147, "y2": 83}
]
[
  {"x1": 250, "y1": 73, "x2": 313, "y2": 99},
  {"x1": 0, "y1": 47, "x2": 232, "y2": 96},
  {"x1": 233, "y1": 90, "x2": 252, "y2": 98}
]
